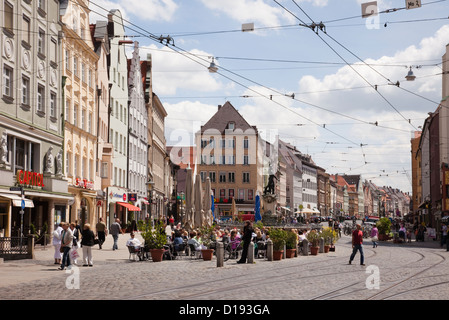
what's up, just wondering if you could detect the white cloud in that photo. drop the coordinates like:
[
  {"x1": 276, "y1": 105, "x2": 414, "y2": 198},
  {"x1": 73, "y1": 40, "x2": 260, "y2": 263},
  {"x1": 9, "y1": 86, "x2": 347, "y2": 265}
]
[
  {"x1": 199, "y1": 0, "x2": 296, "y2": 27},
  {"x1": 89, "y1": 0, "x2": 178, "y2": 23},
  {"x1": 296, "y1": 0, "x2": 329, "y2": 7},
  {"x1": 128, "y1": 44, "x2": 225, "y2": 95}
]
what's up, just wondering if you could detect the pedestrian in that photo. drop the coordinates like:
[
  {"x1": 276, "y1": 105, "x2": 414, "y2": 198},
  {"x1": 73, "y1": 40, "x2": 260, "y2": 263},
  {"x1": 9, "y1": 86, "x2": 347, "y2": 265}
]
[
  {"x1": 81, "y1": 223, "x2": 95, "y2": 267},
  {"x1": 96, "y1": 217, "x2": 107, "y2": 249},
  {"x1": 69, "y1": 222, "x2": 80, "y2": 265},
  {"x1": 441, "y1": 224, "x2": 447, "y2": 248},
  {"x1": 59, "y1": 222, "x2": 73, "y2": 270},
  {"x1": 52, "y1": 223, "x2": 63, "y2": 265},
  {"x1": 370, "y1": 224, "x2": 379, "y2": 248},
  {"x1": 349, "y1": 224, "x2": 365, "y2": 266},
  {"x1": 110, "y1": 218, "x2": 122, "y2": 251},
  {"x1": 237, "y1": 220, "x2": 254, "y2": 264}
]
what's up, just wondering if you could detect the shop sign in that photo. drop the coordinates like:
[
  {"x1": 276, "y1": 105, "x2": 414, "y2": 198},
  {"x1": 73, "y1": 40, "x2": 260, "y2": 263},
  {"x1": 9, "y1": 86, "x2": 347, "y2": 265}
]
[
  {"x1": 128, "y1": 193, "x2": 137, "y2": 202},
  {"x1": 16, "y1": 170, "x2": 45, "y2": 187},
  {"x1": 75, "y1": 178, "x2": 94, "y2": 190},
  {"x1": 109, "y1": 192, "x2": 125, "y2": 200}
]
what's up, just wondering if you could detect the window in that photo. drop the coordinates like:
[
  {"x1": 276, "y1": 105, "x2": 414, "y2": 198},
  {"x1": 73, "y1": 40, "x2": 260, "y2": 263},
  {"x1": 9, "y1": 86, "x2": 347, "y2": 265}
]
[
  {"x1": 23, "y1": 16, "x2": 31, "y2": 44},
  {"x1": 22, "y1": 76, "x2": 30, "y2": 105},
  {"x1": 37, "y1": 85, "x2": 45, "y2": 113},
  {"x1": 228, "y1": 122, "x2": 235, "y2": 130},
  {"x1": 209, "y1": 171, "x2": 216, "y2": 182},
  {"x1": 38, "y1": 29, "x2": 45, "y2": 55},
  {"x1": 228, "y1": 172, "x2": 235, "y2": 183},
  {"x1": 220, "y1": 189, "x2": 226, "y2": 199},
  {"x1": 66, "y1": 152, "x2": 72, "y2": 176},
  {"x1": 88, "y1": 112, "x2": 92, "y2": 133},
  {"x1": 81, "y1": 63, "x2": 85, "y2": 82},
  {"x1": 88, "y1": 69, "x2": 92, "y2": 87},
  {"x1": 243, "y1": 172, "x2": 250, "y2": 183},
  {"x1": 65, "y1": 99, "x2": 70, "y2": 121},
  {"x1": 73, "y1": 57, "x2": 78, "y2": 77},
  {"x1": 247, "y1": 189, "x2": 254, "y2": 201},
  {"x1": 3, "y1": 65, "x2": 13, "y2": 98},
  {"x1": 219, "y1": 155, "x2": 226, "y2": 165},
  {"x1": 219, "y1": 172, "x2": 226, "y2": 183},
  {"x1": 4, "y1": 1, "x2": 13, "y2": 32},
  {"x1": 229, "y1": 189, "x2": 234, "y2": 199},
  {"x1": 244, "y1": 138, "x2": 249, "y2": 149},
  {"x1": 81, "y1": 109, "x2": 86, "y2": 130},
  {"x1": 238, "y1": 189, "x2": 245, "y2": 200},
  {"x1": 38, "y1": 0, "x2": 45, "y2": 10},
  {"x1": 50, "y1": 92, "x2": 56, "y2": 118},
  {"x1": 200, "y1": 171, "x2": 206, "y2": 183},
  {"x1": 65, "y1": 50, "x2": 70, "y2": 71},
  {"x1": 101, "y1": 162, "x2": 108, "y2": 178},
  {"x1": 15, "y1": 139, "x2": 25, "y2": 170},
  {"x1": 243, "y1": 155, "x2": 249, "y2": 165},
  {"x1": 50, "y1": 39, "x2": 57, "y2": 63},
  {"x1": 73, "y1": 104, "x2": 78, "y2": 126},
  {"x1": 210, "y1": 155, "x2": 215, "y2": 165},
  {"x1": 228, "y1": 155, "x2": 235, "y2": 165}
]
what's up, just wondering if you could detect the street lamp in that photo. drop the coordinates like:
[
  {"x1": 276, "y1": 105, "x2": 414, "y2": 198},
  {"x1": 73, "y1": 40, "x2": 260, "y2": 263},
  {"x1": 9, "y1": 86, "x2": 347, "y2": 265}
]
[
  {"x1": 146, "y1": 180, "x2": 155, "y2": 224},
  {"x1": 208, "y1": 57, "x2": 218, "y2": 73},
  {"x1": 405, "y1": 67, "x2": 416, "y2": 81}
]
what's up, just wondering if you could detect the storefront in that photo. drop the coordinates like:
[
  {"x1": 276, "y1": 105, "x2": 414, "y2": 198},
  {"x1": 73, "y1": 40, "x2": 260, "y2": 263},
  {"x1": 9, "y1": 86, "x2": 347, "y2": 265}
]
[{"x1": 68, "y1": 178, "x2": 97, "y2": 229}]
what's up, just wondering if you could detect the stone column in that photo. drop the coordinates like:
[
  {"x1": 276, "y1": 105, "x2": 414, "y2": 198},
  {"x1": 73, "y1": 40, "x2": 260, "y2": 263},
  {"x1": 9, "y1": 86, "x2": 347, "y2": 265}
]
[
  {"x1": 248, "y1": 241, "x2": 254, "y2": 264},
  {"x1": 302, "y1": 239, "x2": 309, "y2": 256}
]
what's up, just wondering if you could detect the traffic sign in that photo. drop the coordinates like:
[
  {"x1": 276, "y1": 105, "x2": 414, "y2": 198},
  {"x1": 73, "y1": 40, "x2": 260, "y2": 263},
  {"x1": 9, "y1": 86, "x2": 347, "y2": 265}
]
[
  {"x1": 21, "y1": 199, "x2": 25, "y2": 210},
  {"x1": 406, "y1": 0, "x2": 421, "y2": 9},
  {"x1": 10, "y1": 186, "x2": 22, "y2": 192}
]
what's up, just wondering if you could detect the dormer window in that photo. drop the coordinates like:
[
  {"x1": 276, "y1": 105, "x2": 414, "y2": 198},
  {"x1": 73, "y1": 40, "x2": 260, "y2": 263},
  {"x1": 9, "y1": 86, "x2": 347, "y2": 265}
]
[{"x1": 228, "y1": 122, "x2": 235, "y2": 130}]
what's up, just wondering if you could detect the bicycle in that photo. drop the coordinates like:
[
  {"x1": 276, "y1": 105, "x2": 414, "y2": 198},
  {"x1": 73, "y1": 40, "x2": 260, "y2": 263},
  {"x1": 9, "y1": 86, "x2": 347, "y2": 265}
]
[{"x1": 223, "y1": 240, "x2": 244, "y2": 261}]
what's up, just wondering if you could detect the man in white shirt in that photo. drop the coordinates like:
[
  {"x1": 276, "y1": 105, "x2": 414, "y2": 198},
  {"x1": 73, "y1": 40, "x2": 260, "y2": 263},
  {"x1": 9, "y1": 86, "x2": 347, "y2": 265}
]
[{"x1": 126, "y1": 233, "x2": 142, "y2": 249}]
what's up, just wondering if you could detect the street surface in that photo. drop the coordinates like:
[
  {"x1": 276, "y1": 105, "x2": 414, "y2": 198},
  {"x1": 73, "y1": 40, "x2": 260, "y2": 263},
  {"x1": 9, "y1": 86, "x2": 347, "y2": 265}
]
[{"x1": 1, "y1": 226, "x2": 448, "y2": 306}]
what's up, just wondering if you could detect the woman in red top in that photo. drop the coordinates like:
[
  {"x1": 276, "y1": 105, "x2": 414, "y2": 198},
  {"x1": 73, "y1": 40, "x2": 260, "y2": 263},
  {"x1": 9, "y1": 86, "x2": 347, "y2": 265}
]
[{"x1": 349, "y1": 224, "x2": 365, "y2": 266}]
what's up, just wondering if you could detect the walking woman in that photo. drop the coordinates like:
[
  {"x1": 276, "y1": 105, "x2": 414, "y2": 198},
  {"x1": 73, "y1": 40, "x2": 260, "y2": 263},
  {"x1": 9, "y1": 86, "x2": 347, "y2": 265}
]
[
  {"x1": 370, "y1": 224, "x2": 379, "y2": 248},
  {"x1": 81, "y1": 223, "x2": 95, "y2": 267}
]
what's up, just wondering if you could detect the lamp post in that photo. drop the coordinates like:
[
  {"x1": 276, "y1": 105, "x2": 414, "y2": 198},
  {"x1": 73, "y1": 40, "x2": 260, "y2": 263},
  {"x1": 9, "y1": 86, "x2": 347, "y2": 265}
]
[{"x1": 146, "y1": 180, "x2": 155, "y2": 225}]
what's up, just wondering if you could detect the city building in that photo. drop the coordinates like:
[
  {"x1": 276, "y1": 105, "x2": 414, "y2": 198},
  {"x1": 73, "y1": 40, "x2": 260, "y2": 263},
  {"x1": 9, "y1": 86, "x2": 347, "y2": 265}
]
[
  {"x1": 195, "y1": 102, "x2": 262, "y2": 218},
  {"x1": 90, "y1": 19, "x2": 112, "y2": 226},
  {"x1": 127, "y1": 42, "x2": 148, "y2": 221},
  {"x1": 61, "y1": 0, "x2": 99, "y2": 228},
  {"x1": 0, "y1": 0, "x2": 72, "y2": 237},
  {"x1": 103, "y1": 9, "x2": 130, "y2": 226}
]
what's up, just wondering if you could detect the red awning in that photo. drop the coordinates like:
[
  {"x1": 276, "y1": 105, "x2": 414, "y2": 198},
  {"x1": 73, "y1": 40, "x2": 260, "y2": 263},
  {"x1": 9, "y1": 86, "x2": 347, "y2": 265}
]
[{"x1": 117, "y1": 202, "x2": 141, "y2": 211}]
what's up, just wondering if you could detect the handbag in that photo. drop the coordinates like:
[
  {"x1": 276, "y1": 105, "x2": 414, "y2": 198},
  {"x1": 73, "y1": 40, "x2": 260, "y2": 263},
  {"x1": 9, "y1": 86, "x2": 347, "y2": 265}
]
[
  {"x1": 94, "y1": 238, "x2": 99, "y2": 245},
  {"x1": 371, "y1": 236, "x2": 378, "y2": 242},
  {"x1": 59, "y1": 245, "x2": 65, "y2": 253}
]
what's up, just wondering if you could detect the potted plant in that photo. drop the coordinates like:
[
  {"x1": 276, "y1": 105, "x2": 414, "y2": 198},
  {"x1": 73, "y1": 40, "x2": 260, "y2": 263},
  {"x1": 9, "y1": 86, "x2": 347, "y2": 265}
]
[
  {"x1": 306, "y1": 229, "x2": 320, "y2": 255},
  {"x1": 377, "y1": 217, "x2": 391, "y2": 241},
  {"x1": 270, "y1": 228, "x2": 287, "y2": 260},
  {"x1": 321, "y1": 227, "x2": 336, "y2": 253},
  {"x1": 285, "y1": 230, "x2": 298, "y2": 258},
  {"x1": 199, "y1": 225, "x2": 215, "y2": 261},
  {"x1": 141, "y1": 220, "x2": 167, "y2": 262}
]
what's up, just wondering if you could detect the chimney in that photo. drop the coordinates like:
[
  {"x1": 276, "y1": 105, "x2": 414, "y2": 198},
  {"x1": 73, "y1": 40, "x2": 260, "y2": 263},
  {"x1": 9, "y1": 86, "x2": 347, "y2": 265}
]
[{"x1": 218, "y1": 105, "x2": 222, "y2": 110}]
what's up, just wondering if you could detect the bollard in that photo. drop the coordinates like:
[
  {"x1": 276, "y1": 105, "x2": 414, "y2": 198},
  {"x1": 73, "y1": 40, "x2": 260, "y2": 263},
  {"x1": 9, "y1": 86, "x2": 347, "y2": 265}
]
[
  {"x1": 283, "y1": 242, "x2": 286, "y2": 259},
  {"x1": 216, "y1": 242, "x2": 224, "y2": 267},
  {"x1": 266, "y1": 239, "x2": 273, "y2": 261},
  {"x1": 319, "y1": 237, "x2": 324, "y2": 253},
  {"x1": 302, "y1": 239, "x2": 309, "y2": 256},
  {"x1": 248, "y1": 242, "x2": 254, "y2": 264},
  {"x1": 295, "y1": 242, "x2": 298, "y2": 257}
]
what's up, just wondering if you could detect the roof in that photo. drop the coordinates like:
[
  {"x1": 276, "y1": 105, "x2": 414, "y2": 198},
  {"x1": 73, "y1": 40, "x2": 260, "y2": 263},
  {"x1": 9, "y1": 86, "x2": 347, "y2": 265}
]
[{"x1": 201, "y1": 101, "x2": 256, "y2": 134}]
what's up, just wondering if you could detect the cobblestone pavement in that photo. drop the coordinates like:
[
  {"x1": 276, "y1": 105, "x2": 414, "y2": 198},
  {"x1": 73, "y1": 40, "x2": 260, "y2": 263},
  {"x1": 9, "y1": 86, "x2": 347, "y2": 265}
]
[{"x1": 1, "y1": 232, "x2": 449, "y2": 302}]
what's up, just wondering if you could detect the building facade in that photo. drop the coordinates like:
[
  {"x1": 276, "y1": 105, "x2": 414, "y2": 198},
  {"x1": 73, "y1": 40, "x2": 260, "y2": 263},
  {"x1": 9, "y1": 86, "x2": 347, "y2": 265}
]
[
  {"x1": 127, "y1": 42, "x2": 148, "y2": 221},
  {"x1": 0, "y1": 0, "x2": 73, "y2": 237},
  {"x1": 61, "y1": 0, "x2": 99, "y2": 229}
]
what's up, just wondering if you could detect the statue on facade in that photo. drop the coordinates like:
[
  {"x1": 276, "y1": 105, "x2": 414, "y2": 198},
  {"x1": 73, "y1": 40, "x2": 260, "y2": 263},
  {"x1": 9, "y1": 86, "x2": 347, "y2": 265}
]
[
  {"x1": 44, "y1": 146, "x2": 54, "y2": 174},
  {"x1": 0, "y1": 132, "x2": 7, "y2": 164},
  {"x1": 56, "y1": 149, "x2": 63, "y2": 176}
]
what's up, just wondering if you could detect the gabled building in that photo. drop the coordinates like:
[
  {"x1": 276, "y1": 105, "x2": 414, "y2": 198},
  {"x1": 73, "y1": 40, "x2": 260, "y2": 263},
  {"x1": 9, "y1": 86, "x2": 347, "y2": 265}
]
[{"x1": 195, "y1": 102, "x2": 262, "y2": 218}]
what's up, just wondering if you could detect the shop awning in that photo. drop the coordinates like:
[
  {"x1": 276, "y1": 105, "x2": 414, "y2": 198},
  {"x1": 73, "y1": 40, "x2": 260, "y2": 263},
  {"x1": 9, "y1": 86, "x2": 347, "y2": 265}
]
[
  {"x1": 117, "y1": 202, "x2": 141, "y2": 211},
  {"x1": 0, "y1": 193, "x2": 34, "y2": 208}
]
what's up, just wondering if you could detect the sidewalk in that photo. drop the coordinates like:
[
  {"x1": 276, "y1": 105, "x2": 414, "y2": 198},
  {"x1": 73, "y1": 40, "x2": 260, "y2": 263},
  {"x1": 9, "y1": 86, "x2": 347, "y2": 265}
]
[{"x1": 0, "y1": 232, "x2": 143, "y2": 288}]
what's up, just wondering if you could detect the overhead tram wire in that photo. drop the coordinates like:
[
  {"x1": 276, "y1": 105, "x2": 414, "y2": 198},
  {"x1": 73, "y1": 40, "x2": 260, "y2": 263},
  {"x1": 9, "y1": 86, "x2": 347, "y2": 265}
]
[
  {"x1": 283, "y1": 0, "x2": 421, "y2": 132},
  {"x1": 87, "y1": 0, "x2": 409, "y2": 147}
]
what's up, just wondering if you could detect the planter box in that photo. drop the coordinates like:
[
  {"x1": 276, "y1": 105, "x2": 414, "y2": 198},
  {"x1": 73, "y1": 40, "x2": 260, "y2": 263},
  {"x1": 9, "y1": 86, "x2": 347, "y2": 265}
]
[
  {"x1": 273, "y1": 250, "x2": 283, "y2": 260},
  {"x1": 286, "y1": 249, "x2": 296, "y2": 258},
  {"x1": 310, "y1": 247, "x2": 319, "y2": 255}
]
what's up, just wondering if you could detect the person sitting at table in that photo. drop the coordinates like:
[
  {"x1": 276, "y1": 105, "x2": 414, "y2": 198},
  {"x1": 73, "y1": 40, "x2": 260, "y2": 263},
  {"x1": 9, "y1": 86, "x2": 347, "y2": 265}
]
[
  {"x1": 173, "y1": 230, "x2": 185, "y2": 252},
  {"x1": 230, "y1": 230, "x2": 241, "y2": 250},
  {"x1": 187, "y1": 231, "x2": 206, "y2": 251},
  {"x1": 126, "y1": 233, "x2": 142, "y2": 250}
]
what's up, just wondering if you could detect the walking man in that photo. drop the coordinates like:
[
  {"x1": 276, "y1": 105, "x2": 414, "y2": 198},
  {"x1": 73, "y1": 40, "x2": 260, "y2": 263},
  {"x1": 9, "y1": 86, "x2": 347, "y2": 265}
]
[
  {"x1": 349, "y1": 224, "x2": 365, "y2": 266},
  {"x1": 110, "y1": 218, "x2": 123, "y2": 251},
  {"x1": 96, "y1": 217, "x2": 107, "y2": 249}
]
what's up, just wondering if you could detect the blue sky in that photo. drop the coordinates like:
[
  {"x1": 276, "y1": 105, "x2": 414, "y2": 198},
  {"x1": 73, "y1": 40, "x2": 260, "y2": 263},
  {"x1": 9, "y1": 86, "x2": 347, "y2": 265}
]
[{"x1": 89, "y1": 0, "x2": 449, "y2": 193}]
